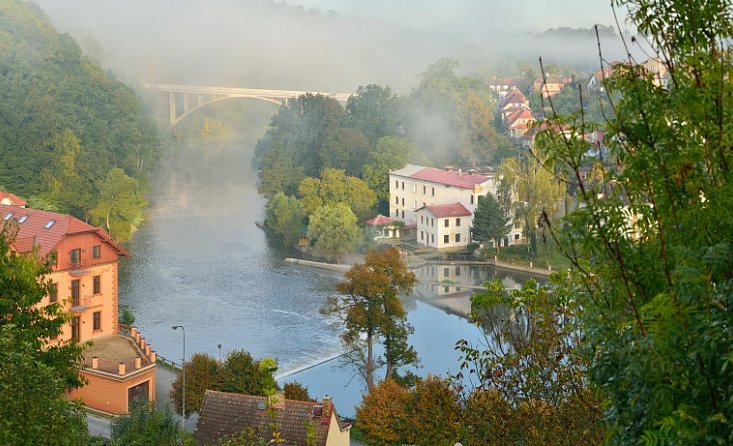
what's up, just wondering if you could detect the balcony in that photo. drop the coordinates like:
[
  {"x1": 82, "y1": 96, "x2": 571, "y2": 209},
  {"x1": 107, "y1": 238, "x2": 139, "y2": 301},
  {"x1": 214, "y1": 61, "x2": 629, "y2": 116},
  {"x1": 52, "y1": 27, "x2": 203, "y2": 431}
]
[
  {"x1": 69, "y1": 261, "x2": 90, "y2": 276},
  {"x1": 70, "y1": 297, "x2": 92, "y2": 312}
]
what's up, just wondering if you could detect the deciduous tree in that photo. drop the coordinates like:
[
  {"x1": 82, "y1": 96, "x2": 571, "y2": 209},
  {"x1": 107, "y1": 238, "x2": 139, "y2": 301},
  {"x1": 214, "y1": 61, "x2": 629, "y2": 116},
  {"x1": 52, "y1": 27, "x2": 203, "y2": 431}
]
[
  {"x1": 90, "y1": 168, "x2": 147, "y2": 241},
  {"x1": 264, "y1": 192, "x2": 305, "y2": 247},
  {"x1": 307, "y1": 204, "x2": 362, "y2": 262}
]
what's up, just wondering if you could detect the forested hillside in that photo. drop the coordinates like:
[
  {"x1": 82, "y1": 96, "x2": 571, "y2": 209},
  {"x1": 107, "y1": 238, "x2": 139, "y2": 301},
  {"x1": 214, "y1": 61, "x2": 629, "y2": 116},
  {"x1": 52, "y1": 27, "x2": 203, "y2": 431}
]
[{"x1": 0, "y1": 0, "x2": 159, "y2": 240}]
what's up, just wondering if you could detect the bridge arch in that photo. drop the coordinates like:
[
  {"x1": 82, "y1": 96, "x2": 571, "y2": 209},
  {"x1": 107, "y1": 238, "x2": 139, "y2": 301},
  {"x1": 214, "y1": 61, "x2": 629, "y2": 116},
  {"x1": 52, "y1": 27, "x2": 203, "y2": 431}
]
[{"x1": 144, "y1": 83, "x2": 351, "y2": 128}]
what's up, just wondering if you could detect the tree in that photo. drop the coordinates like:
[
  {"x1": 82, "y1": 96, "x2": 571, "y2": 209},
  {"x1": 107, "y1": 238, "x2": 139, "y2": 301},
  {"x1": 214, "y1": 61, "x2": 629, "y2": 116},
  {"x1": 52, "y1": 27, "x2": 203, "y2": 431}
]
[
  {"x1": 90, "y1": 168, "x2": 147, "y2": 241},
  {"x1": 321, "y1": 248, "x2": 416, "y2": 389},
  {"x1": 307, "y1": 204, "x2": 362, "y2": 262},
  {"x1": 455, "y1": 277, "x2": 604, "y2": 445},
  {"x1": 264, "y1": 192, "x2": 305, "y2": 247},
  {"x1": 170, "y1": 353, "x2": 221, "y2": 416},
  {"x1": 110, "y1": 403, "x2": 193, "y2": 446},
  {"x1": 402, "y1": 376, "x2": 461, "y2": 446},
  {"x1": 346, "y1": 84, "x2": 402, "y2": 145},
  {"x1": 362, "y1": 136, "x2": 417, "y2": 205},
  {"x1": 0, "y1": 224, "x2": 87, "y2": 444},
  {"x1": 499, "y1": 156, "x2": 565, "y2": 255},
  {"x1": 355, "y1": 379, "x2": 410, "y2": 446},
  {"x1": 298, "y1": 168, "x2": 377, "y2": 222},
  {"x1": 471, "y1": 193, "x2": 511, "y2": 252},
  {"x1": 283, "y1": 382, "x2": 312, "y2": 402},
  {"x1": 536, "y1": 1, "x2": 733, "y2": 443}
]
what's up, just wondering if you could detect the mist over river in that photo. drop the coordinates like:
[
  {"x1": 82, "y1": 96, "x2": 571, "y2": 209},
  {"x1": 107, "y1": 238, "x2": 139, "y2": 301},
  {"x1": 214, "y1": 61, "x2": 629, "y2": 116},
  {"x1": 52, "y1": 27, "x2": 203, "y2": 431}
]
[{"x1": 119, "y1": 118, "x2": 540, "y2": 415}]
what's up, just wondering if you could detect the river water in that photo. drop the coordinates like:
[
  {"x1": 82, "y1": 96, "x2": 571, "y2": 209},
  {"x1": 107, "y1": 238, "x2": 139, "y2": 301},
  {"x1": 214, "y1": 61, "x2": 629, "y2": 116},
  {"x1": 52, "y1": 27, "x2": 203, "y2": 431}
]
[{"x1": 119, "y1": 134, "x2": 540, "y2": 416}]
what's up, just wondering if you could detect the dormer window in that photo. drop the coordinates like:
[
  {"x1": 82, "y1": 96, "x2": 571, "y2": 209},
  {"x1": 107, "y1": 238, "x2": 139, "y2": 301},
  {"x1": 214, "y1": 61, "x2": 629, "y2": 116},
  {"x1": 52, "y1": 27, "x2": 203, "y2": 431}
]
[
  {"x1": 18, "y1": 215, "x2": 28, "y2": 224},
  {"x1": 3, "y1": 212, "x2": 13, "y2": 221},
  {"x1": 44, "y1": 219, "x2": 56, "y2": 229}
]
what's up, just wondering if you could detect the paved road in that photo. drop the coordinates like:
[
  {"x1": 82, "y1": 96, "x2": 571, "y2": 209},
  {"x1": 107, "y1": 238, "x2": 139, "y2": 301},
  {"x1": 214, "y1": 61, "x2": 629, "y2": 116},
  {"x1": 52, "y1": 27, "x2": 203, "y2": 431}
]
[{"x1": 87, "y1": 414, "x2": 111, "y2": 438}]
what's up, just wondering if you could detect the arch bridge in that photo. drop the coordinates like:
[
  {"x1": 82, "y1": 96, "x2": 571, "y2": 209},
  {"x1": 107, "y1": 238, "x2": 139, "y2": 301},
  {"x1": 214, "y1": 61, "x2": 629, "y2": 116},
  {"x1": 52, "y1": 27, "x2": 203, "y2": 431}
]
[{"x1": 144, "y1": 83, "x2": 352, "y2": 128}]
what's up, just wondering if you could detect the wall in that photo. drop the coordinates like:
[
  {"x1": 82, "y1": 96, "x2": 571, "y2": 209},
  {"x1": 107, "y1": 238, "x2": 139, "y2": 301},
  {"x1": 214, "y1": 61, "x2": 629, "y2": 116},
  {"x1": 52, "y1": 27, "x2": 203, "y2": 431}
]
[
  {"x1": 71, "y1": 367, "x2": 156, "y2": 415},
  {"x1": 415, "y1": 209, "x2": 471, "y2": 250}
]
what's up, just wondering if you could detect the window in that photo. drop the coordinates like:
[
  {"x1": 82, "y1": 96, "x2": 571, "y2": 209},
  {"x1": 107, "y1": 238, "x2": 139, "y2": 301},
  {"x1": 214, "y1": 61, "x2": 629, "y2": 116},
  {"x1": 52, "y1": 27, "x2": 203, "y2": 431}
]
[
  {"x1": 431, "y1": 234, "x2": 435, "y2": 243},
  {"x1": 444, "y1": 268, "x2": 449, "y2": 277},
  {"x1": 70, "y1": 249, "x2": 81, "y2": 267},
  {"x1": 395, "y1": 196, "x2": 399, "y2": 205},
  {"x1": 456, "y1": 218, "x2": 461, "y2": 226},
  {"x1": 455, "y1": 233, "x2": 461, "y2": 243},
  {"x1": 444, "y1": 234, "x2": 450, "y2": 244},
  {"x1": 455, "y1": 266, "x2": 461, "y2": 276},
  {"x1": 401, "y1": 198, "x2": 404, "y2": 206},
  {"x1": 93, "y1": 311, "x2": 101, "y2": 331},
  {"x1": 471, "y1": 195, "x2": 474, "y2": 204},
  {"x1": 93, "y1": 275, "x2": 101, "y2": 294},
  {"x1": 444, "y1": 286, "x2": 450, "y2": 293},
  {"x1": 423, "y1": 185, "x2": 426, "y2": 194},
  {"x1": 444, "y1": 219, "x2": 449, "y2": 228},
  {"x1": 92, "y1": 245, "x2": 101, "y2": 259},
  {"x1": 401, "y1": 210, "x2": 404, "y2": 218},
  {"x1": 420, "y1": 215, "x2": 424, "y2": 224},
  {"x1": 71, "y1": 280, "x2": 80, "y2": 305},
  {"x1": 395, "y1": 180, "x2": 399, "y2": 189},
  {"x1": 49, "y1": 283, "x2": 58, "y2": 303},
  {"x1": 431, "y1": 218, "x2": 434, "y2": 227},
  {"x1": 432, "y1": 187, "x2": 435, "y2": 196},
  {"x1": 395, "y1": 209, "x2": 399, "y2": 217},
  {"x1": 401, "y1": 181, "x2": 405, "y2": 190},
  {"x1": 420, "y1": 231, "x2": 424, "y2": 240},
  {"x1": 48, "y1": 251, "x2": 57, "y2": 267},
  {"x1": 515, "y1": 233, "x2": 520, "y2": 240}
]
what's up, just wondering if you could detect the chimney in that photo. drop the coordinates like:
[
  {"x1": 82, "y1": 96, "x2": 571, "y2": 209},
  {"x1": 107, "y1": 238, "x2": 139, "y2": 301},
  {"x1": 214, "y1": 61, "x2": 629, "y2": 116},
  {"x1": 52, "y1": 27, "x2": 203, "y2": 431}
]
[{"x1": 321, "y1": 395, "x2": 332, "y2": 425}]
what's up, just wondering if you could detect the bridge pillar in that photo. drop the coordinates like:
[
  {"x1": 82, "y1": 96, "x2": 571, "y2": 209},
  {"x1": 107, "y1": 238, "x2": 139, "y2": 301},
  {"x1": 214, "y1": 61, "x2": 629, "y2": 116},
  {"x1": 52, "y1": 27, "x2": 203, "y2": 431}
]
[
  {"x1": 169, "y1": 92, "x2": 177, "y2": 127},
  {"x1": 183, "y1": 93, "x2": 190, "y2": 113}
]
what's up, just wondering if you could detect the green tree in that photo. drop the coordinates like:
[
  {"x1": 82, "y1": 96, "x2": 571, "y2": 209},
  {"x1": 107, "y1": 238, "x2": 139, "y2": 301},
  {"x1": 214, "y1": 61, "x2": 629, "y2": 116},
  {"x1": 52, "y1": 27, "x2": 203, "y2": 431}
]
[
  {"x1": 256, "y1": 140, "x2": 305, "y2": 198},
  {"x1": 321, "y1": 248, "x2": 416, "y2": 389},
  {"x1": 170, "y1": 353, "x2": 221, "y2": 416},
  {"x1": 307, "y1": 203, "x2": 362, "y2": 262},
  {"x1": 456, "y1": 277, "x2": 604, "y2": 445},
  {"x1": 298, "y1": 168, "x2": 377, "y2": 222},
  {"x1": 110, "y1": 403, "x2": 193, "y2": 446},
  {"x1": 471, "y1": 193, "x2": 511, "y2": 252},
  {"x1": 362, "y1": 136, "x2": 417, "y2": 205},
  {"x1": 346, "y1": 84, "x2": 403, "y2": 145},
  {"x1": 537, "y1": 1, "x2": 733, "y2": 443},
  {"x1": 90, "y1": 168, "x2": 147, "y2": 242},
  {"x1": 218, "y1": 352, "x2": 278, "y2": 397},
  {"x1": 264, "y1": 192, "x2": 305, "y2": 247},
  {"x1": 283, "y1": 382, "x2": 312, "y2": 402}
]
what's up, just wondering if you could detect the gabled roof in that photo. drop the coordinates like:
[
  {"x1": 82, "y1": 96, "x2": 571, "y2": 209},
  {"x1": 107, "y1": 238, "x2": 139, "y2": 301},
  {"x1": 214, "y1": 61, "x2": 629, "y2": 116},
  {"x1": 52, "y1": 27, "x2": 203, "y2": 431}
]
[
  {"x1": 0, "y1": 204, "x2": 128, "y2": 257},
  {"x1": 365, "y1": 214, "x2": 395, "y2": 226},
  {"x1": 419, "y1": 202, "x2": 472, "y2": 218},
  {"x1": 390, "y1": 165, "x2": 493, "y2": 189},
  {"x1": 500, "y1": 87, "x2": 528, "y2": 108},
  {"x1": 0, "y1": 191, "x2": 27, "y2": 207},
  {"x1": 506, "y1": 108, "x2": 534, "y2": 126},
  {"x1": 194, "y1": 391, "x2": 348, "y2": 446}
]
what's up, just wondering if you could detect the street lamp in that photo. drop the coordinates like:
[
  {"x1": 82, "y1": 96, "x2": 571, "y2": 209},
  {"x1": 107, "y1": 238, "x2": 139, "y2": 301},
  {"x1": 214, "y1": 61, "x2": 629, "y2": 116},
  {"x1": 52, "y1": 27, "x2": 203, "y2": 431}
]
[{"x1": 172, "y1": 325, "x2": 186, "y2": 430}]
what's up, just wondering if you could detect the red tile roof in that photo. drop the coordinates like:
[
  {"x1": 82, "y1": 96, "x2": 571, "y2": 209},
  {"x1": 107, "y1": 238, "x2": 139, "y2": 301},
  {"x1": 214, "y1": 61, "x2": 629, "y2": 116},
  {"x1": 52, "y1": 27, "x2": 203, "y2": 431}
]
[
  {"x1": 0, "y1": 204, "x2": 127, "y2": 257},
  {"x1": 500, "y1": 87, "x2": 528, "y2": 108},
  {"x1": 421, "y1": 203, "x2": 472, "y2": 218},
  {"x1": 0, "y1": 191, "x2": 27, "y2": 206},
  {"x1": 194, "y1": 391, "x2": 348, "y2": 446},
  {"x1": 409, "y1": 167, "x2": 493, "y2": 189},
  {"x1": 365, "y1": 214, "x2": 395, "y2": 226}
]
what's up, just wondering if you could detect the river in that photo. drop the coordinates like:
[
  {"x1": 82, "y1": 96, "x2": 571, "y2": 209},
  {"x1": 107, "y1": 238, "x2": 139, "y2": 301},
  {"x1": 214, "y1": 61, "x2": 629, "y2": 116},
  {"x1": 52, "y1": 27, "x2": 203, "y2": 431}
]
[{"x1": 119, "y1": 131, "x2": 540, "y2": 416}]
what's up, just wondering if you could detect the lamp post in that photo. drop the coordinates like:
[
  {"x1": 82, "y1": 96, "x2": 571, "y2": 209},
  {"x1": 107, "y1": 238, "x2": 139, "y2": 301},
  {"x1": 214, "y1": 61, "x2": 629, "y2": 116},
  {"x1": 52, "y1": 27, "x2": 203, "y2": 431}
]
[{"x1": 172, "y1": 325, "x2": 186, "y2": 430}]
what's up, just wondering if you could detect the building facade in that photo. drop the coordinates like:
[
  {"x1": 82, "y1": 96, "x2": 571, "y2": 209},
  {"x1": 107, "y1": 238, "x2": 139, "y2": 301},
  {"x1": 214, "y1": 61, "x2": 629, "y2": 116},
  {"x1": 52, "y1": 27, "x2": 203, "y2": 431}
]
[
  {"x1": 415, "y1": 203, "x2": 472, "y2": 250},
  {"x1": 0, "y1": 204, "x2": 156, "y2": 414}
]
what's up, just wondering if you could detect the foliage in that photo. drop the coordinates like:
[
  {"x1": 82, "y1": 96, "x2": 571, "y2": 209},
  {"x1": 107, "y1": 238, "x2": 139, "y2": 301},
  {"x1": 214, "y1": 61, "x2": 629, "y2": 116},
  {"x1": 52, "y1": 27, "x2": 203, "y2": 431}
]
[
  {"x1": 298, "y1": 168, "x2": 376, "y2": 222},
  {"x1": 171, "y1": 350, "x2": 279, "y2": 415},
  {"x1": 0, "y1": 224, "x2": 84, "y2": 389},
  {"x1": 283, "y1": 382, "x2": 312, "y2": 402},
  {"x1": 321, "y1": 248, "x2": 416, "y2": 389},
  {"x1": 264, "y1": 192, "x2": 305, "y2": 247},
  {"x1": 499, "y1": 155, "x2": 565, "y2": 255},
  {"x1": 455, "y1": 276, "x2": 604, "y2": 445},
  {"x1": 0, "y1": 0, "x2": 158, "y2": 234},
  {"x1": 90, "y1": 168, "x2": 148, "y2": 241},
  {"x1": 355, "y1": 379, "x2": 411, "y2": 446},
  {"x1": 362, "y1": 136, "x2": 417, "y2": 205},
  {"x1": 0, "y1": 326, "x2": 88, "y2": 446},
  {"x1": 307, "y1": 203, "x2": 362, "y2": 262},
  {"x1": 535, "y1": 1, "x2": 733, "y2": 443},
  {"x1": 110, "y1": 403, "x2": 193, "y2": 446},
  {"x1": 119, "y1": 307, "x2": 136, "y2": 326},
  {"x1": 471, "y1": 193, "x2": 511, "y2": 251},
  {"x1": 346, "y1": 84, "x2": 403, "y2": 145}
]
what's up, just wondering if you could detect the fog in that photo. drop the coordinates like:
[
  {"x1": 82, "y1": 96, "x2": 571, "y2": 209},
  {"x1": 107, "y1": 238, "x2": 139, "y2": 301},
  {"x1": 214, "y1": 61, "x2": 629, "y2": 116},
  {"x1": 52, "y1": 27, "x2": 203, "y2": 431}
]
[{"x1": 35, "y1": 0, "x2": 631, "y2": 94}]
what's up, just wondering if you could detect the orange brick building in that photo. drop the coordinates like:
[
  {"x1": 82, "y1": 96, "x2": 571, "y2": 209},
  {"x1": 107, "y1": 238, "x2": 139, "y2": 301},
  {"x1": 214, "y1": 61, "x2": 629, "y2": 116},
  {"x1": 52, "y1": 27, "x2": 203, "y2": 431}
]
[{"x1": 1, "y1": 203, "x2": 156, "y2": 414}]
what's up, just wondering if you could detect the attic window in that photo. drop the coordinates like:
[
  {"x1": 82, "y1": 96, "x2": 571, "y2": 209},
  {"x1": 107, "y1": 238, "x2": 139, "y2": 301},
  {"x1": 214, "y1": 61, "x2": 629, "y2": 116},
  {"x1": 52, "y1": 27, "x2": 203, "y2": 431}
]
[
  {"x1": 18, "y1": 215, "x2": 28, "y2": 224},
  {"x1": 44, "y1": 219, "x2": 56, "y2": 229},
  {"x1": 312, "y1": 405, "x2": 323, "y2": 417},
  {"x1": 3, "y1": 212, "x2": 13, "y2": 221}
]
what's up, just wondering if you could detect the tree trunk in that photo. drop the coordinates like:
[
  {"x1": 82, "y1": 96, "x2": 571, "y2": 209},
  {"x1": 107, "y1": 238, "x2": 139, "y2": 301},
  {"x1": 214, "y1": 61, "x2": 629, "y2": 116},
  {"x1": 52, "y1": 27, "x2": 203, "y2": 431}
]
[
  {"x1": 384, "y1": 333, "x2": 393, "y2": 380},
  {"x1": 366, "y1": 329, "x2": 374, "y2": 391}
]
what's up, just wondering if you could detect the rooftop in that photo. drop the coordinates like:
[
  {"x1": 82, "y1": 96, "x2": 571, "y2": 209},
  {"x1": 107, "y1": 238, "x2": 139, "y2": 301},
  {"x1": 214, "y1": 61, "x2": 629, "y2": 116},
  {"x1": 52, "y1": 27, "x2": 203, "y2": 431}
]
[
  {"x1": 0, "y1": 204, "x2": 127, "y2": 258},
  {"x1": 390, "y1": 164, "x2": 493, "y2": 189},
  {"x1": 82, "y1": 334, "x2": 152, "y2": 375},
  {"x1": 420, "y1": 202, "x2": 472, "y2": 218},
  {"x1": 365, "y1": 214, "x2": 395, "y2": 226}
]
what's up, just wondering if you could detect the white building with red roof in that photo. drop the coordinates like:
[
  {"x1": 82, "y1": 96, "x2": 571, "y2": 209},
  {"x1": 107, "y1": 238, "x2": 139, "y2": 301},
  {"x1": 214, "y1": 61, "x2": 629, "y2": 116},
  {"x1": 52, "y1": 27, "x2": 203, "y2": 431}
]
[{"x1": 415, "y1": 203, "x2": 473, "y2": 249}]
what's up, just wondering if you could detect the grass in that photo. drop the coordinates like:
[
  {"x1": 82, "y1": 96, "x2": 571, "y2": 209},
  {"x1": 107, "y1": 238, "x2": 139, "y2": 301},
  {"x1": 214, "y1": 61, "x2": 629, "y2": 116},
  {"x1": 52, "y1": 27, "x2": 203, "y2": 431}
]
[{"x1": 480, "y1": 242, "x2": 571, "y2": 271}]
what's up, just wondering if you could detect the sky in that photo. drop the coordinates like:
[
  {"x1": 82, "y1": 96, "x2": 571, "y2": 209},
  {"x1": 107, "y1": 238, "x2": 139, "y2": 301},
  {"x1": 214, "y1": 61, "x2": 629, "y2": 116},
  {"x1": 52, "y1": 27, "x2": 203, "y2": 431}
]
[{"x1": 35, "y1": 0, "x2": 629, "y2": 93}]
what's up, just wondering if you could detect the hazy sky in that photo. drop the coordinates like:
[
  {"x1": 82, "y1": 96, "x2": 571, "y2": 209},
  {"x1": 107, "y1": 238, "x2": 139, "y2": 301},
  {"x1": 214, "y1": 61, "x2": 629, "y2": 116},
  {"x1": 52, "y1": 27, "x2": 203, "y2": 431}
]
[{"x1": 35, "y1": 0, "x2": 628, "y2": 92}]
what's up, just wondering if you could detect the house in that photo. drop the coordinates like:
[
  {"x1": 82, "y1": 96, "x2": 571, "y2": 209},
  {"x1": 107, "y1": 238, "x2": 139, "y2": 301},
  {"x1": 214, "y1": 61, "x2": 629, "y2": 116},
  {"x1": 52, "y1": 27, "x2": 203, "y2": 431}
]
[
  {"x1": 532, "y1": 74, "x2": 572, "y2": 98},
  {"x1": 388, "y1": 165, "x2": 497, "y2": 226},
  {"x1": 505, "y1": 108, "x2": 535, "y2": 140},
  {"x1": 499, "y1": 87, "x2": 530, "y2": 121},
  {"x1": 488, "y1": 77, "x2": 523, "y2": 98},
  {"x1": 0, "y1": 204, "x2": 156, "y2": 414},
  {"x1": 640, "y1": 58, "x2": 670, "y2": 88},
  {"x1": 587, "y1": 66, "x2": 615, "y2": 92},
  {"x1": 194, "y1": 391, "x2": 351, "y2": 446},
  {"x1": 0, "y1": 190, "x2": 27, "y2": 207},
  {"x1": 365, "y1": 214, "x2": 400, "y2": 240},
  {"x1": 415, "y1": 203, "x2": 472, "y2": 250}
]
